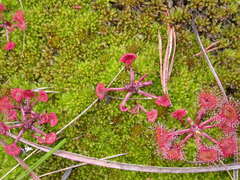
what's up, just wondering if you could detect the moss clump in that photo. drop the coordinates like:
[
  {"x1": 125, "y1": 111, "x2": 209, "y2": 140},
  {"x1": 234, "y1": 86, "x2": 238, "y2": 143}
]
[{"x1": 0, "y1": 0, "x2": 239, "y2": 179}]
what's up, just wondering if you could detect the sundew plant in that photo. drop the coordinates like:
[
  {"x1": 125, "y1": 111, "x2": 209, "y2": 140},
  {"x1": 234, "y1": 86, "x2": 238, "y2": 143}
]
[{"x1": 0, "y1": 0, "x2": 240, "y2": 180}]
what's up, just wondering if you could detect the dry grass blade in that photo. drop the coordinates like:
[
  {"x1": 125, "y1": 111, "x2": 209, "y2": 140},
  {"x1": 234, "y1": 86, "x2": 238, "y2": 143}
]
[
  {"x1": 39, "y1": 153, "x2": 128, "y2": 177},
  {"x1": 192, "y1": 19, "x2": 236, "y2": 179},
  {"x1": 194, "y1": 41, "x2": 220, "y2": 57},
  {"x1": 191, "y1": 20, "x2": 227, "y2": 101},
  {"x1": 168, "y1": 26, "x2": 176, "y2": 79},
  {"x1": 8, "y1": 132, "x2": 240, "y2": 174},
  {"x1": 158, "y1": 31, "x2": 163, "y2": 87},
  {"x1": 162, "y1": 26, "x2": 173, "y2": 94},
  {"x1": 0, "y1": 150, "x2": 38, "y2": 180},
  {"x1": 218, "y1": 161, "x2": 234, "y2": 180},
  {"x1": 158, "y1": 9, "x2": 176, "y2": 96}
]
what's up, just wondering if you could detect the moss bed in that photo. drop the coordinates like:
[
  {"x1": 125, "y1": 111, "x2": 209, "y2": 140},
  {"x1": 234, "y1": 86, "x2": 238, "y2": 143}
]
[{"x1": 0, "y1": 0, "x2": 240, "y2": 179}]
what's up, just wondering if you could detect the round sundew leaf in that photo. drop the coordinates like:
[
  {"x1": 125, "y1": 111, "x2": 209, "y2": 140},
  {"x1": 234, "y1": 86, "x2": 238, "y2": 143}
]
[
  {"x1": 4, "y1": 143, "x2": 21, "y2": 156},
  {"x1": 0, "y1": 96, "x2": 13, "y2": 112},
  {"x1": 3, "y1": 41, "x2": 16, "y2": 51},
  {"x1": 7, "y1": 109, "x2": 17, "y2": 120},
  {"x1": 163, "y1": 146, "x2": 184, "y2": 161},
  {"x1": 0, "y1": 122, "x2": 9, "y2": 135},
  {"x1": 220, "y1": 103, "x2": 238, "y2": 122},
  {"x1": 45, "y1": 132, "x2": 57, "y2": 144},
  {"x1": 119, "y1": 53, "x2": 137, "y2": 65},
  {"x1": 11, "y1": 88, "x2": 24, "y2": 102},
  {"x1": 37, "y1": 91, "x2": 48, "y2": 102},
  {"x1": 171, "y1": 109, "x2": 187, "y2": 120},
  {"x1": 39, "y1": 113, "x2": 49, "y2": 125},
  {"x1": 219, "y1": 136, "x2": 237, "y2": 158},
  {"x1": 155, "y1": 95, "x2": 171, "y2": 107},
  {"x1": 0, "y1": 3, "x2": 6, "y2": 11},
  {"x1": 156, "y1": 126, "x2": 174, "y2": 150},
  {"x1": 37, "y1": 136, "x2": 45, "y2": 144},
  {"x1": 23, "y1": 90, "x2": 35, "y2": 99},
  {"x1": 96, "y1": 83, "x2": 107, "y2": 100},
  {"x1": 146, "y1": 109, "x2": 158, "y2": 123},
  {"x1": 198, "y1": 92, "x2": 217, "y2": 110},
  {"x1": 12, "y1": 10, "x2": 26, "y2": 31},
  {"x1": 197, "y1": 146, "x2": 219, "y2": 163},
  {"x1": 48, "y1": 112, "x2": 58, "y2": 127}
]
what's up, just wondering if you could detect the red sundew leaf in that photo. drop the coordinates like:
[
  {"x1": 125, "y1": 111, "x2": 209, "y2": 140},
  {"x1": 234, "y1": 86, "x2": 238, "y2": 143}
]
[
  {"x1": 146, "y1": 109, "x2": 158, "y2": 123},
  {"x1": 0, "y1": 122, "x2": 9, "y2": 135},
  {"x1": 3, "y1": 41, "x2": 16, "y2": 51},
  {"x1": 119, "y1": 104, "x2": 128, "y2": 112},
  {"x1": 156, "y1": 126, "x2": 174, "y2": 150},
  {"x1": 12, "y1": 10, "x2": 26, "y2": 30},
  {"x1": 198, "y1": 92, "x2": 218, "y2": 110},
  {"x1": 220, "y1": 103, "x2": 238, "y2": 122},
  {"x1": 0, "y1": 3, "x2": 6, "y2": 12},
  {"x1": 218, "y1": 119, "x2": 237, "y2": 135},
  {"x1": 96, "y1": 83, "x2": 107, "y2": 100},
  {"x1": 4, "y1": 143, "x2": 21, "y2": 156},
  {"x1": 15, "y1": 22, "x2": 26, "y2": 31},
  {"x1": 163, "y1": 146, "x2": 184, "y2": 161},
  {"x1": 219, "y1": 136, "x2": 237, "y2": 158},
  {"x1": 23, "y1": 90, "x2": 34, "y2": 99},
  {"x1": 171, "y1": 109, "x2": 187, "y2": 120},
  {"x1": 48, "y1": 112, "x2": 58, "y2": 127},
  {"x1": 0, "y1": 96, "x2": 13, "y2": 112},
  {"x1": 119, "y1": 53, "x2": 137, "y2": 65},
  {"x1": 39, "y1": 113, "x2": 49, "y2": 125},
  {"x1": 197, "y1": 146, "x2": 219, "y2": 163},
  {"x1": 36, "y1": 136, "x2": 45, "y2": 144},
  {"x1": 155, "y1": 95, "x2": 171, "y2": 107},
  {"x1": 45, "y1": 132, "x2": 57, "y2": 144},
  {"x1": 37, "y1": 90, "x2": 48, "y2": 102},
  {"x1": 11, "y1": 88, "x2": 24, "y2": 102},
  {"x1": 7, "y1": 109, "x2": 17, "y2": 120}
]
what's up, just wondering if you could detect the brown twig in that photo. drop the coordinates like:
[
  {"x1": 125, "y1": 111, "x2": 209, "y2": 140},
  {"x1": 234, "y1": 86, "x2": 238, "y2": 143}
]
[
  {"x1": 39, "y1": 153, "x2": 128, "y2": 177},
  {"x1": 191, "y1": 20, "x2": 227, "y2": 101},
  {"x1": 194, "y1": 41, "x2": 220, "y2": 57},
  {"x1": 191, "y1": 18, "x2": 236, "y2": 179},
  {"x1": 8, "y1": 132, "x2": 240, "y2": 174}
]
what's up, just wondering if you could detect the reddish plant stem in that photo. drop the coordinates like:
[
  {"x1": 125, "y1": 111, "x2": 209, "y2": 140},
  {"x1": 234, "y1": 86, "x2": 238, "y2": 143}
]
[
  {"x1": 194, "y1": 134, "x2": 202, "y2": 148},
  {"x1": 130, "y1": 68, "x2": 134, "y2": 84},
  {"x1": 107, "y1": 87, "x2": 126, "y2": 92},
  {"x1": 138, "y1": 104, "x2": 147, "y2": 113},
  {"x1": 8, "y1": 124, "x2": 24, "y2": 129},
  {"x1": 199, "y1": 115, "x2": 221, "y2": 128},
  {"x1": 14, "y1": 129, "x2": 25, "y2": 143},
  {"x1": 138, "y1": 74, "x2": 148, "y2": 82},
  {"x1": 138, "y1": 81, "x2": 153, "y2": 87},
  {"x1": 137, "y1": 90, "x2": 158, "y2": 99},
  {"x1": 178, "y1": 133, "x2": 193, "y2": 147},
  {"x1": 201, "y1": 123, "x2": 219, "y2": 130},
  {"x1": 199, "y1": 132, "x2": 219, "y2": 145},
  {"x1": 195, "y1": 108, "x2": 206, "y2": 125},
  {"x1": 120, "y1": 92, "x2": 133, "y2": 107},
  {"x1": 31, "y1": 127, "x2": 46, "y2": 136},
  {"x1": 171, "y1": 128, "x2": 192, "y2": 136}
]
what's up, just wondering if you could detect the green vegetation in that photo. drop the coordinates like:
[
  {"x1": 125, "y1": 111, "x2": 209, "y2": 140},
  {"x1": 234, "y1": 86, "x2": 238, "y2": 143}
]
[{"x1": 0, "y1": 0, "x2": 239, "y2": 179}]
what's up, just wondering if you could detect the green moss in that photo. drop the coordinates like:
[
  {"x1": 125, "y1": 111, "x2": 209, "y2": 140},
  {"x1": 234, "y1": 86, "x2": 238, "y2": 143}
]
[{"x1": 0, "y1": 0, "x2": 239, "y2": 179}]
